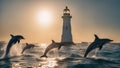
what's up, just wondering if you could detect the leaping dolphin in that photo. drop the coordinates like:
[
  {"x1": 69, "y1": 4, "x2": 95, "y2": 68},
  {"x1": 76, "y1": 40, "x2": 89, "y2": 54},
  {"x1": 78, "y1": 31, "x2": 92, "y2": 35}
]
[
  {"x1": 84, "y1": 34, "x2": 113, "y2": 58},
  {"x1": 40, "y1": 40, "x2": 64, "y2": 58},
  {"x1": 21, "y1": 43, "x2": 36, "y2": 54},
  {"x1": 5, "y1": 34, "x2": 24, "y2": 57},
  {"x1": 40, "y1": 40, "x2": 75, "y2": 58}
]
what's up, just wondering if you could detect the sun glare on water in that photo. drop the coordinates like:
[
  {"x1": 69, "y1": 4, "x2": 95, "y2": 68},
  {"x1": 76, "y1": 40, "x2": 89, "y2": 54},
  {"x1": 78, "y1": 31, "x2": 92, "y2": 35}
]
[{"x1": 36, "y1": 10, "x2": 53, "y2": 26}]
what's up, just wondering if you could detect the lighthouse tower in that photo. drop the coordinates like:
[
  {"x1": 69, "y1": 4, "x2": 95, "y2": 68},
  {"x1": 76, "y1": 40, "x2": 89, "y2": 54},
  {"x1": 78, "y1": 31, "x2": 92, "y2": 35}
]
[{"x1": 61, "y1": 6, "x2": 73, "y2": 43}]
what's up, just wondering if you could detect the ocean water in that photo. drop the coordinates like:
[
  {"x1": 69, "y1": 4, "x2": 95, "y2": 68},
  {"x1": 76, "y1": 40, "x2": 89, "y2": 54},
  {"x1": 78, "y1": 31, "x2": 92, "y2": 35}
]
[{"x1": 0, "y1": 42, "x2": 120, "y2": 68}]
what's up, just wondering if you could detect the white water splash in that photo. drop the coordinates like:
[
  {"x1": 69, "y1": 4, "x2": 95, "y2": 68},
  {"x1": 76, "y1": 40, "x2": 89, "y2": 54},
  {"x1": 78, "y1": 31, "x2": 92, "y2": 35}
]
[
  {"x1": 0, "y1": 43, "x2": 8, "y2": 59},
  {"x1": 92, "y1": 49, "x2": 98, "y2": 58},
  {"x1": 0, "y1": 43, "x2": 23, "y2": 59},
  {"x1": 10, "y1": 43, "x2": 23, "y2": 56}
]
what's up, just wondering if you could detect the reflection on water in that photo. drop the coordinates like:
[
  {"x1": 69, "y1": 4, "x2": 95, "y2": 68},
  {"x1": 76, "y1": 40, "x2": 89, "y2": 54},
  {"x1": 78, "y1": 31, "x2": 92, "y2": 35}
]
[
  {"x1": 12, "y1": 63, "x2": 21, "y2": 68},
  {"x1": 10, "y1": 43, "x2": 64, "y2": 68},
  {"x1": 46, "y1": 58, "x2": 58, "y2": 67},
  {"x1": 12, "y1": 57, "x2": 59, "y2": 68}
]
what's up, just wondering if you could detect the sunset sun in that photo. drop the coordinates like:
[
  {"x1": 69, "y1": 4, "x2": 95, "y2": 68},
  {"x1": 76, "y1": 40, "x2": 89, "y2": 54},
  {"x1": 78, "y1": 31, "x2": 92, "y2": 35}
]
[{"x1": 37, "y1": 10, "x2": 53, "y2": 26}]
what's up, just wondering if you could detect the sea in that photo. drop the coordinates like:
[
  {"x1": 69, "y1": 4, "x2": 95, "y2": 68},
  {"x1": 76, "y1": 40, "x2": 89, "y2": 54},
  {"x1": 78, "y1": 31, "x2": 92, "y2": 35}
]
[{"x1": 0, "y1": 42, "x2": 120, "y2": 68}]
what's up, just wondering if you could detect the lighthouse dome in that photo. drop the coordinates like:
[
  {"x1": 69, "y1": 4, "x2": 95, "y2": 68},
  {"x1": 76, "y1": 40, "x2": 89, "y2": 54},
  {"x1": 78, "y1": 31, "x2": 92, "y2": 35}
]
[{"x1": 63, "y1": 6, "x2": 70, "y2": 14}]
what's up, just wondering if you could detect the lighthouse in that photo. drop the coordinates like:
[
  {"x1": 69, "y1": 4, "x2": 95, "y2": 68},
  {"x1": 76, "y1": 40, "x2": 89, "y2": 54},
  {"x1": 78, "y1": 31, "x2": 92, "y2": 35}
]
[{"x1": 61, "y1": 6, "x2": 73, "y2": 43}]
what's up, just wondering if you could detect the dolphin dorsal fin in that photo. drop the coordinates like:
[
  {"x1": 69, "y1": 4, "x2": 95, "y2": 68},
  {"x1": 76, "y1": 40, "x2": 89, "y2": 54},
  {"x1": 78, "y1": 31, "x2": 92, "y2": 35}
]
[
  {"x1": 94, "y1": 34, "x2": 99, "y2": 41},
  {"x1": 10, "y1": 34, "x2": 14, "y2": 37},
  {"x1": 52, "y1": 40, "x2": 55, "y2": 43}
]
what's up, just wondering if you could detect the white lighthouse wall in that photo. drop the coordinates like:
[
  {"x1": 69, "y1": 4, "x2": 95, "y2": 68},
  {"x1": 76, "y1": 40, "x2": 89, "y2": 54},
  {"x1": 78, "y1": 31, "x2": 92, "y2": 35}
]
[{"x1": 61, "y1": 15, "x2": 73, "y2": 42}]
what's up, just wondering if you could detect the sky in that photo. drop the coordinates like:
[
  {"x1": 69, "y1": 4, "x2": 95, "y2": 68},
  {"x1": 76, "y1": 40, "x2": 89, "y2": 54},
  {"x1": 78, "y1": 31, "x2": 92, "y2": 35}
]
[{"x1": 0, "y1": 0, "x2": 120, "y2": 43}]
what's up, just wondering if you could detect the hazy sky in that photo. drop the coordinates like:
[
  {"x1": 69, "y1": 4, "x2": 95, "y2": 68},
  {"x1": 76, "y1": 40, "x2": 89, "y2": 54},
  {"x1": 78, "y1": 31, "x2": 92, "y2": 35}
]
[{"x1": 0, "y1": 0, "x2": 120, "y2": 43}]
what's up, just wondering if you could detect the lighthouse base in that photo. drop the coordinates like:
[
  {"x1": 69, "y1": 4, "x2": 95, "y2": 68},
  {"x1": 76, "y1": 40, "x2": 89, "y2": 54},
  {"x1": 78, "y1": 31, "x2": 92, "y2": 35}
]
[{"x1": 61, "y1": 42, "x2": 76, "y2": 46}]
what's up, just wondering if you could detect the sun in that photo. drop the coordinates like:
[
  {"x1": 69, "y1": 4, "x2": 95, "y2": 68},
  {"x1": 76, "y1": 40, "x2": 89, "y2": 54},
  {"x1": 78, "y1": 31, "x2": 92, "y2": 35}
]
[{"x1": 37, "y1": 10, "x2": 53, "y2": 26}]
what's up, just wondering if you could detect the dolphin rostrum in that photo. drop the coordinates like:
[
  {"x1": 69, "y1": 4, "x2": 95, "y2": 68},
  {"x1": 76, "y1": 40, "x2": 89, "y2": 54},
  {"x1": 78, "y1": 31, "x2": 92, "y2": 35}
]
[
  {"x1": 21, "y1": 43, "x2": 36, "y2": 54},
  {"x1": 40, "y1": 40, "x2": 75, "y2": 58},
  {"x1": 84, "y1": 34, "x2": 113, "y2": 58},
  {"x1": 5, "y1": 34, "x2": 24, "y2": 57}
]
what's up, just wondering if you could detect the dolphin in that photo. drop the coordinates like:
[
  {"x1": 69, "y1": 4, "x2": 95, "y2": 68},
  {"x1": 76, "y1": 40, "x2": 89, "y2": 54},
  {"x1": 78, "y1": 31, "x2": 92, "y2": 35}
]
[
  {"x1": 21, "y1": 43, "x2": 37, "y2": 54},
  {"x1": 5, "y1": 34, "x2": 24, "y2": 57},
  {"x1": 40, "y1": 40, "x2": 76, "y2": 58},
  {"x1": 84, "y1": 34, "x2": 113, "y2": 58},
  {"x1": 40, "y1": 40, "x2": 63, "y2": 58}
]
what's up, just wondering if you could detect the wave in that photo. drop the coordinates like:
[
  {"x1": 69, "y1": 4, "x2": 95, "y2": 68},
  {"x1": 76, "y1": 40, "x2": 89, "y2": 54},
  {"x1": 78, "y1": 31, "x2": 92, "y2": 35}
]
[{"x1": 67, "y1": 64, "x2": 106, "y2": 68}]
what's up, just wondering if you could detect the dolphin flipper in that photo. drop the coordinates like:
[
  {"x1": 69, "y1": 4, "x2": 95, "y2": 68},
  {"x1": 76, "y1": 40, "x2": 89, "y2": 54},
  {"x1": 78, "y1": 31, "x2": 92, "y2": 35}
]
[
  {"x1": 14, "y1": 40, "x2": 18, "y2": 44},
  {"x1": 58, "y1": 45, "x2": 62, "y2": 50},
  {"x1": 40, "y1": 55, "x2": 48, "y2": 58},
  {"x1": 18, "y1": 40, "x2": 20, "y2": 43},
  {"x1": 99, "y1": 46, "x2": 103, "y2": 50}
]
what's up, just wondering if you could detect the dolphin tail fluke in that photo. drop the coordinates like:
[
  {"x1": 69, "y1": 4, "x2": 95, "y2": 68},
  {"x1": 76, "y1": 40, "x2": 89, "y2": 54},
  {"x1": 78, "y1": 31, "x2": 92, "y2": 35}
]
[
  {"x1": 5, "y1": 46, "x2": 11, "y2": 57},
  {"x1": 21, "y1": 50, "x2": 24, "y2": 54},
  {"x1": 84, "y1": 52, "x2": 87, "y2": 58},
  {"x1": 84, "y1": 50, "x2": 90, "y2": 58},
  {"x1": 40, "y1": 55, "x2": 48, "y2": 58},
  {"x1": 84, "y1": 49, "x2": 90, "y2": 58},
  {"x1": 21, "y1": 48, "x2": 25, "y2": 54}
]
